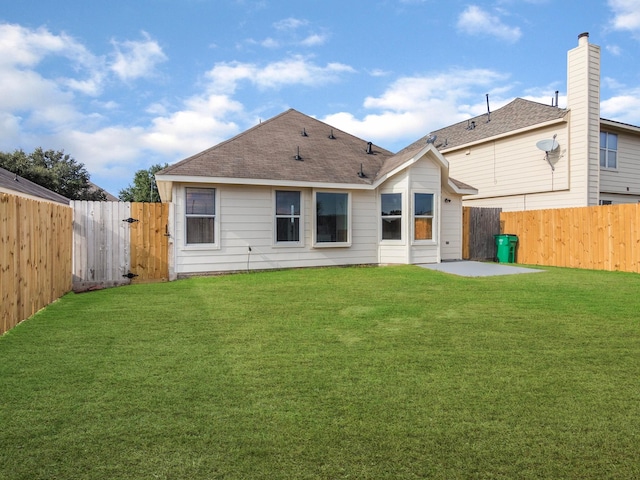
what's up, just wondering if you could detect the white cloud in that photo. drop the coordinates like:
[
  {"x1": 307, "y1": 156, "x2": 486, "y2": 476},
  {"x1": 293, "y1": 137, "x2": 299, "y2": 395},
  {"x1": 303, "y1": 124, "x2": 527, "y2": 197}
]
[
  {"x1": 261, "y1": 37, "x2": 280, "y2": 48},
  {"x1": 608, "y1": 0, "x2": 640, "y2": 32},
  {"x1": 205, "y1": 56, "x2": 355, "y2": 94},
  {"x1": 142, "y1": 94, "x2": 243, "y2": 156},
  {"x1": 300, "y1": 34, "x2": 328, "y2": 47},
  {"x1": 323, "y1": 68, "x2": 510, "y2": 148},
  {"x1": 602, "y1": 91, "x2": 640, "y2": 125},
  {"x1": 109, "y1": 32, "x2": 167, "y2": 81},
  {"x1": 273, "y1": 18, "x2": 309, "y2": 30},
  {"x1": 457, "y1": 5, "x2": 522, "y2": 42}
]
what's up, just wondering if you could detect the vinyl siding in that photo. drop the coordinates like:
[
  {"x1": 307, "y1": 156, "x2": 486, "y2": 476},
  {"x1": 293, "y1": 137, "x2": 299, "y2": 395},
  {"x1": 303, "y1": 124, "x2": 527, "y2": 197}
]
[
  {"x1": 440, "y1": 195, "x2": 463, "y2": 260},
  {"x1": 378, "y1": 170, "x2": 409, "y2": 264},
  {"x1": 172, "y1": 183, "x2": 379, "y2": 274},
  {"x1": 447, "y1": 125, "x2": 569, "y2": 200},
  {"x1": 408, "y1": 158, "x2": 441, "y2": 264},
  {"x1": 600, "y1": 130, "x2": 640, "y2": 199}
]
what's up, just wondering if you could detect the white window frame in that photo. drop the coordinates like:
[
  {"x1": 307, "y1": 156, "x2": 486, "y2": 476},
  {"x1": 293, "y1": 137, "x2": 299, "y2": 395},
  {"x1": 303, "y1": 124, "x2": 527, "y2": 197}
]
[
  {"x1": 312, "y1": 190, "x2": 351, "y2": 248},
  {"x1": 273, "y1": 189, "x2": 304, "y2": 247},
  {"x1": 184, "y1": 186, "x2": 220, "y2": 249},
  {"x1": 380, "y1": 192, "x2": 404, "y2": 244},
  {"x1": 411, "y1": 191, "x2": 436, "y2": 245},
  {"x1": 600, "y1": 131, "x2": 618, "y2": 170}
]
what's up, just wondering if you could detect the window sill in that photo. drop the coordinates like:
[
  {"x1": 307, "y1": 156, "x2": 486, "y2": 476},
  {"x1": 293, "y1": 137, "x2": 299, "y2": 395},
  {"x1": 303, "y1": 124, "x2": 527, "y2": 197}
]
[
  {"x1": 273, "y1": 242, "x2": 305, "y2": 248},
  {"x1": 181, "y1": 243, "x2": 221, "y2": 251},
  {"x1": 313, "y1": 242, "x2": 352, "y2": 248}
]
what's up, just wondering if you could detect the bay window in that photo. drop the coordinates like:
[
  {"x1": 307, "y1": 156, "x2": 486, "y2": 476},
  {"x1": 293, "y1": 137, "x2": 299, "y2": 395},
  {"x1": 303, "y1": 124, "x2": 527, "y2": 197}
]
[
  {"x1": 381, "y1": 193, "x2": 402, "y2": 240},
  {"x1": 414, "y1": 193, "x2": 434, "y2": 241}
]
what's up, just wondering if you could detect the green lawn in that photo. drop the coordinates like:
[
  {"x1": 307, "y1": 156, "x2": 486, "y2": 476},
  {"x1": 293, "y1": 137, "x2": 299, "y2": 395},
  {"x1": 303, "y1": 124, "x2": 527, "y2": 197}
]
[{"x1": 1, "y1": 265, "x2": 639, "y2": 479}]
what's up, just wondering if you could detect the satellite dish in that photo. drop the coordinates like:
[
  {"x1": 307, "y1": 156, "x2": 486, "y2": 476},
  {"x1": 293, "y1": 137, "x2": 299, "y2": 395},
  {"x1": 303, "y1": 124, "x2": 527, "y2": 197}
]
[
  {"x1": 536, "y1": 134, "x2": 559, "y2": 171},
  {"x1": 536, "y1": 138, "x2": 559, "y2": 152},
  {"x1": 426, "y1": 134, "x2": 437, "y2": 144}
]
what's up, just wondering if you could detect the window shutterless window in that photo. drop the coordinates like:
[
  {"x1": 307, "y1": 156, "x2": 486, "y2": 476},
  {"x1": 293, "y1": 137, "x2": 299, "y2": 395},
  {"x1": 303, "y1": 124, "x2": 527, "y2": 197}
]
[
  {"x1": 414, "y1": 193, "x2": 434, "y2": 241},
  {"x1": 185, "y1": 187, "x2": 216, "y2": 244},
  {"x1": 275, "y1": 190, "x2": 301, "y2": 243},
  {"x1": 381, "y1": 193, "x2": 402, "y2": 240},
  {"x1": 315, "y1": 192, "x2": 349, "y2": 244},
  {"x1": 600, "y1": 132, "x2": 618, "y2": 169}
]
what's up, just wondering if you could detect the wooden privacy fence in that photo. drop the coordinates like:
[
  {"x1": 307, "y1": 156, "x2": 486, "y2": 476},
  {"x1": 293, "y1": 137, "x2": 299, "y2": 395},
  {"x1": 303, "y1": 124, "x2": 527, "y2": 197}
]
[
  {"x1": 1, "y1": 193, "x2": 72, "y2": 336},
  {"x1": 501, "y1": 203, "x2": 640, "y2": 273},
  {"x1": 462, "y1": 207, "x2": 502, "y2": 260},
  {"x1": 71, "y1": 201, "x2": 169, "y2": 290}
]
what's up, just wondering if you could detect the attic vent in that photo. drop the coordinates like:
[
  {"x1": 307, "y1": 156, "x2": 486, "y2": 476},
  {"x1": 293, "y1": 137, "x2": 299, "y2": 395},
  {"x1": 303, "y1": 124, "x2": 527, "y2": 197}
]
[
  {"x1": 294, "y1": 146, "x2": 302, "y2": 161},
  {"x1": 366, "y1": 142, "x2": 373, "y2": 154},
  {"x1": 301, "y1": 128, "x2": 308, "y2": 137},
  {"x1": 328, "y1": 129, "x2": 336, "y2": 139}
]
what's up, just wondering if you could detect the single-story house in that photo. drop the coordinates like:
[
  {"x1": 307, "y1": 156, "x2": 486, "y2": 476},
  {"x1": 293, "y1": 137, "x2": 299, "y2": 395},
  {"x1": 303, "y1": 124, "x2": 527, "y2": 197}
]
[
  {"x1": 156, "y1": 110, "x2": 476, "y2": 277},
  {"x1": 405, "y1": 32, "x2": 640, "y2": 212},
  {"x1": 0, "y1": 166, "x2": 70, "y2": 205}
]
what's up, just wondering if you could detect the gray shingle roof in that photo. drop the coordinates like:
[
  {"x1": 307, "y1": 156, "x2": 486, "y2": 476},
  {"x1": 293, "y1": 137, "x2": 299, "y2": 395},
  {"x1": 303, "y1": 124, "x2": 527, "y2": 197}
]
[
  {"x1": 0, "y1": 167, "x2": 70, "y2": 204},
  {"x1": 159, "y1": 109, "x2": 393, "y2": 185},
  {"x1": 400, "y1": 98, "x2": 569, "y2": 154}
]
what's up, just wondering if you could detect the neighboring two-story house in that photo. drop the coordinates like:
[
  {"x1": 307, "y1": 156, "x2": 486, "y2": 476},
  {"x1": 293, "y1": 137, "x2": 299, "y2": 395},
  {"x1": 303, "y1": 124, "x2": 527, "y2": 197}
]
[{"x1": 404, "y1": 32, "x2": 640, "y2": 212}]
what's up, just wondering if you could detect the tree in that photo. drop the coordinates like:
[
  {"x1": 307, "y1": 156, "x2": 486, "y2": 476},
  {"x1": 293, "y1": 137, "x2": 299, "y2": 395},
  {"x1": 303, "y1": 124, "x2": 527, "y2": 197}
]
[
  {"x1": 0, "y1": 148, "x2": 106, "y2": 201},
  {"x1": 119, "y1": 163, "x2": 168, "y2": 202}
]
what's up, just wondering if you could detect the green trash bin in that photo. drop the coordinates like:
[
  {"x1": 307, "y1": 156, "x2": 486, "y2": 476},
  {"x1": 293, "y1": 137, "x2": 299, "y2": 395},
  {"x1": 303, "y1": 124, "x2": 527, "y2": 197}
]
[{"x1": 494, "y1": 234, "x2": 518, "y2": 263}]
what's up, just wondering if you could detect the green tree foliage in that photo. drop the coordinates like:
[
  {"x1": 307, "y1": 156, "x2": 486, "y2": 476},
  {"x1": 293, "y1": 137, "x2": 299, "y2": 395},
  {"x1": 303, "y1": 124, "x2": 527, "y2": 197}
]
[
  {"x1": 0, "y1": 148, "x2": 106, "y2": 200},
  {"x1": 118, "y1": 163, "x2": 168, "y2": 202}
]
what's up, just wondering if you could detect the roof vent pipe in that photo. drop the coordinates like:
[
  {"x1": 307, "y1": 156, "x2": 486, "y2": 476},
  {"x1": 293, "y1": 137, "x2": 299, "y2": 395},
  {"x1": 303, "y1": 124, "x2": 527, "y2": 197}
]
[
  {"x1": 555, "y1": 90, "x2": 559, "y2": 107},
  {"x1": 301, "y1": 128, "x2": 308, "y2": 137},
  {"x1": 294, "y1": 146, "x2": 302, "y2": 161},
  {"x1": 486, "y1": 93, "x2": 491, "y2": 122},
  {"x1": 366, "y1": 142, "x2": 373, "y2": 154},
  {"x1": 357, "y1": 163, "x2": 366, "y2": 178},
  {"x1": 328, "y1": 129, "x2": 336, "y2": 139}
]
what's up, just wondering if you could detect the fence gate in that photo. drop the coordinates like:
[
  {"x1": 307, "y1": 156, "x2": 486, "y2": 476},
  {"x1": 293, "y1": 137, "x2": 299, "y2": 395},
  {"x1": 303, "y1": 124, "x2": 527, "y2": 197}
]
[
  {"x1": 71, "y1": 201, "x2": 169, "y2": 290},
  {"x1": 462, "y1": 207, "x2": 502, "y2": 261}
]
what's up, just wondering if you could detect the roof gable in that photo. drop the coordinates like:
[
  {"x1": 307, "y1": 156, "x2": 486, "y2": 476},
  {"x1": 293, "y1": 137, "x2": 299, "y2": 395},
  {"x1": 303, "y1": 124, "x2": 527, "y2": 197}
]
[{"x1": 159, "y1": 109, "x2": 393, "y2": 186}]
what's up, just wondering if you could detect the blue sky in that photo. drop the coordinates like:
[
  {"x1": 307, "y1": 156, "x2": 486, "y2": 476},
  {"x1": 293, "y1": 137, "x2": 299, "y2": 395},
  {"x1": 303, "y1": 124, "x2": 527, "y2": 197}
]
[{"x1": 1, "y1": 0, "x2": 640, "y2": 196}]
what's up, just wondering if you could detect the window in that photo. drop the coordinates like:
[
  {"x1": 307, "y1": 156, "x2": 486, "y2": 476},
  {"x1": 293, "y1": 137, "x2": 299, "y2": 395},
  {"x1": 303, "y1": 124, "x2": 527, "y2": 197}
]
[
  {"x1": 275, "y1": 190, "x2": 301, "y2": 243},
  {"x1": 600, "y1": 132, "x2": 618, "y2": 169},
  {"x1": 315, "y1": 192, "x2": 349, "y2": 244},
  {"x1": 381, "y1": 193, "x2": 402, "y2": 240},
  {"x1": 186, "y1": 187, "x2": 216, "y2": 244},
  {"x1": 414, "y1": 193, "x2": 434, "y2": 241}
]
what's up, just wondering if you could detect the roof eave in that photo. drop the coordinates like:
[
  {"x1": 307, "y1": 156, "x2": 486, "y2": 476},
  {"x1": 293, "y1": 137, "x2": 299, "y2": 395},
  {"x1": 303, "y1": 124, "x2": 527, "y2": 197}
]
[
  {"x1": 439, "y1": 116, "x2": 568, "y2": 154},
  {"x1": 155, "y1": 174, "x2": 375, "y2": 192}
]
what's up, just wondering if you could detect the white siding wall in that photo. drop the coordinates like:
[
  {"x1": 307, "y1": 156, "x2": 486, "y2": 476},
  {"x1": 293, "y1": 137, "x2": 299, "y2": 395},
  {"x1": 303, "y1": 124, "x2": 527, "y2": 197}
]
[
  {"x1": 378, "y1": 170, "x2": 409, "y2": 265},
  {"x1": 447, "y1": 125, "x2": 569, "y2": 202},
  {"x1": 408, "y1": 158, "x2": 441, "y2": 264},
  {"x1": 172, "y1": 183, "x2": 379, "y2": 274},
  {"x1": 567, "y1": 35, "x2": 601, "y2": 206},
  {"x1": 440, "y1": 195, "x2": 463, "y2": 260},
  {"x1": 600, "y1": 130, "x2": 640, "y2": 200}
]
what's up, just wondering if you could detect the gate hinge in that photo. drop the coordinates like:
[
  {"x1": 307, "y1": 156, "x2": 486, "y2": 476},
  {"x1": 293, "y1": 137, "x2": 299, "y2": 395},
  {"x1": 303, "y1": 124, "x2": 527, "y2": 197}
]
[
  {"x1": 123, "y1": 272, "x2": 139, "y2": 279},
  {"x1": 123, "y1": 217, "x2": 139, "y2": 224}
]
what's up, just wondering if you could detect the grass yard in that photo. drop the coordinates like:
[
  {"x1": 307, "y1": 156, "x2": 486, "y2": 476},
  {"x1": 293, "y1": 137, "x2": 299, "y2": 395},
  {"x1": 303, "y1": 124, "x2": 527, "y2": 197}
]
[{"x1": 1, "y1": 265, "x2": 639, "y2": 479}]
